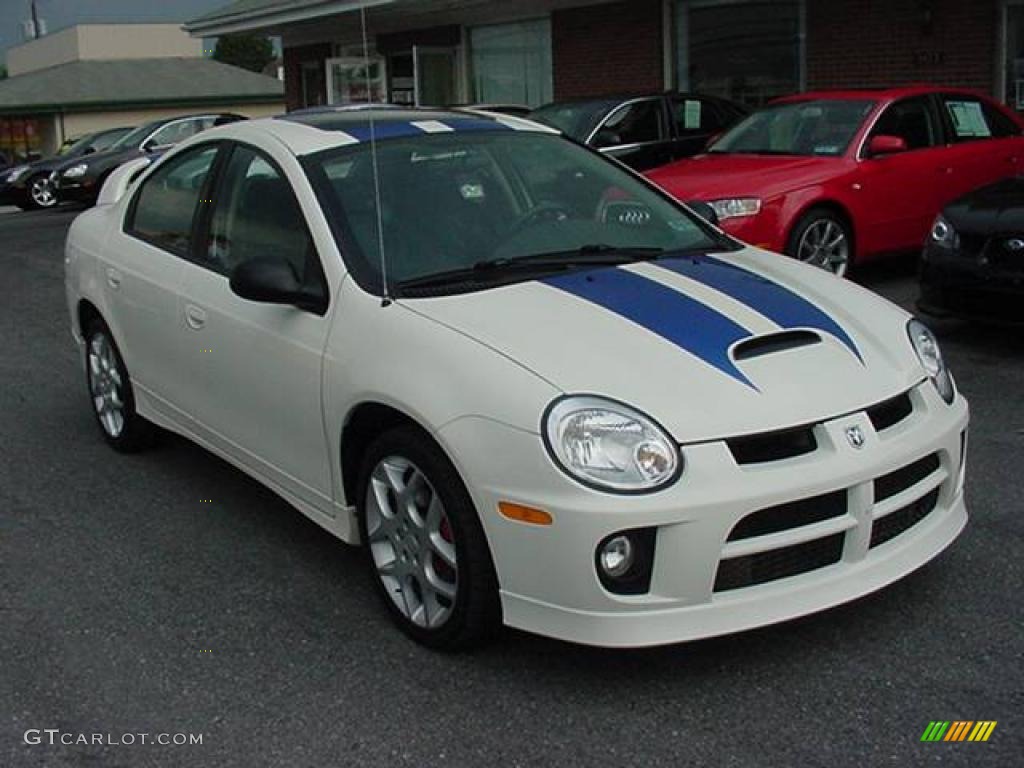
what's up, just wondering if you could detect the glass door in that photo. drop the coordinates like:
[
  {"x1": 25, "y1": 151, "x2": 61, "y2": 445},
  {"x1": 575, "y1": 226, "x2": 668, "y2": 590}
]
[{"x1": 413, "y1": 46, "x2": 458, "y2": 107}]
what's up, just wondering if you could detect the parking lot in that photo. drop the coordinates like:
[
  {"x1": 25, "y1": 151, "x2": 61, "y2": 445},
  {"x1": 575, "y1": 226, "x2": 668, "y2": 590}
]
[{"x1": 2, "y1": 205, "x2": 1021, "y2": 767}]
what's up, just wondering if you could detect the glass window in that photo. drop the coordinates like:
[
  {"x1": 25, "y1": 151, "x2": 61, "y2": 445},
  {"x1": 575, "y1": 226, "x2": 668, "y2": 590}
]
[
  {"x1": 128, "y1": 145, "x2": 219, "y2": 255},
  {"x1": 678, "y1": 1, "x2": 801, "y2": 108},
  {"x1": 205, "y1": 145, "x2": 318, "y2": 283},
  {"x1": 149, "y1": 120, "x2": 201, "y2": 148},
  {"x1": 940, "y1": 97, "x2": 1019, "y2": 142},
  {"x1": 872, "y1": 98, "x2": 939, "y2": 149},
  {"x1": 1006, "y1": 4, "x2": 1024, "y2": 109},
  {"x1": 711, "y1": 99, "x2": 873, "y2": 157},
  {"x1": 307, "y1": 132, "x2": 726, "y2": 292},
  {"x1": 592, "y1": 99, "x2": 665, "y2": 147},
  {"x1": 527, "y1": 100, "x2": 618, "y2": 141},
  {"x1": 670, "y1": 97, "x2": 724, "y2": 135},
  {"x1": 470, "y1": 20, "x2": 553, "y2": 108}
]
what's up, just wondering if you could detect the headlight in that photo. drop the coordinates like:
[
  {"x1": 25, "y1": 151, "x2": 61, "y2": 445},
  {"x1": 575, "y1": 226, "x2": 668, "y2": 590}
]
[
  {"x1": 929, "y1": 214, "x2": 959, "y2": 250},
  {"x1": 907, "y1": 319, "x2": 954, "y2": 404},
  {"x1": 709, "y1": 198, "x2": 761, "y2": 221},
  {"x1": 63, "y1": 163, "x2": 88, "y2": 179},
  {"x1": 5, "y1": 165, "x2": 29, "y2": 183},
  {"x1": 543, "y1": 396, "x2": 681, "y2": 493}
]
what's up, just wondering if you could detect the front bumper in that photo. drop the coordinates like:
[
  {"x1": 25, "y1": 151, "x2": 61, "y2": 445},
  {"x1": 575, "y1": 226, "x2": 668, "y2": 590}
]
[
  {"x1": 919, "y1": 243, "x2": 1024, "y2": 323},
  {"x1": 441, "y1": 381, "x2": 968, "y2": 647},
  {"x1": 54, "y1": 173, "x2": 98, "y2": 203}
]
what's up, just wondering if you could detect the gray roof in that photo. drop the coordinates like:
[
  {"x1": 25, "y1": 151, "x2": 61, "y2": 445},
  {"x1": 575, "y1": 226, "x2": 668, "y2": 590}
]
[{"x1": 0, "y1": 57, "x2": 284, "y2": 115}]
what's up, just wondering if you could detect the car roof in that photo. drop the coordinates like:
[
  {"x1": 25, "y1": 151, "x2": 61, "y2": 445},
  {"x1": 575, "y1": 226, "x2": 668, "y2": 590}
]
[
  {"x1": 773, "y1": 85, "x2": 992, "y2": 104},
  {"x1": 240, "y1": 106, "x2": 559, "y2": 156}
]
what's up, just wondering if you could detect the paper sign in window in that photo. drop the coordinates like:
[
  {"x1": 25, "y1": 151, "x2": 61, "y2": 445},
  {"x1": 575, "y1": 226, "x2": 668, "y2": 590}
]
[{"x1": 945, "y1": 101, "x2": 992, "y2": 138}]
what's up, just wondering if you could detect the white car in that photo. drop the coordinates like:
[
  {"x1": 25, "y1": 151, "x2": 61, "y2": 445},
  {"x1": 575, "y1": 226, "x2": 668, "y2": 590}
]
[{"x1": 64, "y1": 108, "x2": 968, "y2": 650}]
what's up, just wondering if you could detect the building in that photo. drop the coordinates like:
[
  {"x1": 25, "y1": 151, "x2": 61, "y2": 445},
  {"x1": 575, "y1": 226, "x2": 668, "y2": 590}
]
[
  {"x1": 0, "y1": 23, "x2": 284, "y2": 160},
  {"x1": 184, "y1": 1, "x2": 1021, "y2": 114}
]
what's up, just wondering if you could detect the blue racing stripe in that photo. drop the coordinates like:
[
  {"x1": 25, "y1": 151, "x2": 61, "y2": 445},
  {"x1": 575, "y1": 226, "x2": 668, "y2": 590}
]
[
  {"x1": 655, "y1": 255, "x2": 862, "y2": 361},
  {"x1": 342, "y1": 122, "x2": 426, "y2": 142},
  {"x1": 543, "y1": 267, "x2": 756, "y2": 388}
]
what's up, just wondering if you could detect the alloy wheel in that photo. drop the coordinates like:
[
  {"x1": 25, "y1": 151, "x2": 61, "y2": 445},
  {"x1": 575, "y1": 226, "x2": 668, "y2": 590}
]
[
  {"x1": 87, "y1": 333, "x2": 125, "y2": 438},
  {"x1": 29, "y1": 177, "x2": 57, "y2": 208},
  {"x1": 365, "y1": 456, "x2": 459, "y2": 629},
  {"x1": 796, "y1": 218, "x2": 849, "y2": 276}
]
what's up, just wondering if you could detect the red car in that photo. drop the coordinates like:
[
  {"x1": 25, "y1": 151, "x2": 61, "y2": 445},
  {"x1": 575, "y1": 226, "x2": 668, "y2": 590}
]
[{"x1": 646, "y1": 86, "x2": 1024, "y2": 276}]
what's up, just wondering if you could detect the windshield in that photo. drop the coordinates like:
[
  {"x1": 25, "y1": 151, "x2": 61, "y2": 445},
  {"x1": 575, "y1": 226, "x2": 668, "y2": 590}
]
[
  {"x1": 108, "y1": 121, "x2": 160, "y2": 151},
  {"x1": 710, "y1": 99, "x2": 875, "y2": 157},
  {"x1": 306, "y1": 131, "x2": 731, "y2": 295},
  {"x1": 528, "y1": 101, "x2": 618, "y2": 141}
]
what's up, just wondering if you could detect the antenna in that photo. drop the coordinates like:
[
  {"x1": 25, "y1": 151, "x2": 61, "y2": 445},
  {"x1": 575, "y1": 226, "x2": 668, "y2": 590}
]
[{"x1": 360, "y1": 7, "x2": 391, "y2": 307}]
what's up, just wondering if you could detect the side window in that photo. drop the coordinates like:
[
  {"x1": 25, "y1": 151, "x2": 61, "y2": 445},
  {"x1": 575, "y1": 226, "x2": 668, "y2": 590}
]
[
  {"x1": 204, "y1": 145, "x2": 321, "y2": 287},
  {"x1": 127, "y1": 144, "x2": 219, "y2": 255},
  {"x1": 149, "y1": 120, "x2": 199, "y2": 148},
  {"x1": 870, "y1": 98, "x2": 939, "y2": 150},
  {"x1": 942, "y1": 98, "x2": 995, "y2": 142},
  {"x1": 593, "y1": 100, "x2": 664, "y2": 148},
  {"x1": 90, "y1": 132, "x2": 123, "y2": 152},
  {"x1": 671, "y1": 97, "x2": 723, "y2": 135}
]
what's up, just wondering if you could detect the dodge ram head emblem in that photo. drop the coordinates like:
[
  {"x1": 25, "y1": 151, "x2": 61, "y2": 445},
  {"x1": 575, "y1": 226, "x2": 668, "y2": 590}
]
[{"x1": 845, "y1": 425, "x2": 866, "y2": 449}]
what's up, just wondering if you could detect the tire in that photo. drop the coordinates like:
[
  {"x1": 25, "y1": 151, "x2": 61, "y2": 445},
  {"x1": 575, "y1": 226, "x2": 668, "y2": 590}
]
[
  {"x1": 83, "y1": 320, "x2": 155, "y2": 452},
  {"x1": 785, "y1": 208, "x2": 854, "y2": 277},
  {"x1": 22, "y1": 173, "x2": 58, "y2": 210},
  {"x1": 357, "y1": 425, "x2": 501, "y2": 651}
]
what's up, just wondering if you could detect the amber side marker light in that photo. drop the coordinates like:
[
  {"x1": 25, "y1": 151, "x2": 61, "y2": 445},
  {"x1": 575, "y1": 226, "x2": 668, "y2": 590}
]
[{"x1": 498, "y1": 502, "x2": 553, "y2": 526}]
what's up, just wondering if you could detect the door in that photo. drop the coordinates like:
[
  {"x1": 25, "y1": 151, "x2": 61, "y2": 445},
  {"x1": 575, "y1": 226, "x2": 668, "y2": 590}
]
[
  {"x1": 111, "y1": 143, "x2": 221, "y2": 415},
  {"x1": 932, "y1": 94, "x2": 1024, "y2": 204},
  {"x1": 668, "y1": 95, "x2": 729, "y2": 159},
  {"x1": 856, "y1": 96, "x2": 945, "y2": 253},
  {"x1": 590, "y1": 98, "x2": 673, "y2": 171},
  {"x1": 175, "y1": 143, "x2": 334, "y2": 508},
  {"x1": 413, "y1": 46, "x2": 458, "y2": 107}
]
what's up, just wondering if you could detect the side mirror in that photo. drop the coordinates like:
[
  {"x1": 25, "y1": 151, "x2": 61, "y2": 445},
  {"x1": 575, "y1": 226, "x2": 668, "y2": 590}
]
[
  {"x1": 141, "y1": 139, "x2": 157, "y2": 154},
  {"x1": 686, "y1": 200, "x2": 719, "y2": 227},
  {"x1": 229, "y1": 258, "x2": 327, "y2": 314},
  {"x1": 866, "y1": 134, "x2": 908, "y2": 157}
]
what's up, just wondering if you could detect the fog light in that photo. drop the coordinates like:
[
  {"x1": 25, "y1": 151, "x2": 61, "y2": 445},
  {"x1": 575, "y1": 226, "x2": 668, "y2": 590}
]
[
  {"x1": 599, "y1": 535, "x2": 634, "y2": 578},
  {"x1": 594, "y1": 528, "x2": 656, "y2": 595}
]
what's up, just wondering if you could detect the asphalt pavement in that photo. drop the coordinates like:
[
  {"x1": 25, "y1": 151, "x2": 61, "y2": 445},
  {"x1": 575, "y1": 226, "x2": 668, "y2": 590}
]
[{"x1": 2, "y1": 206, "x2": 1022, "y2": 767}]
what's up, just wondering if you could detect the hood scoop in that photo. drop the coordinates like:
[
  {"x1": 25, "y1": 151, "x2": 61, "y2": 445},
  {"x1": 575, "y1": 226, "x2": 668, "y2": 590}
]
[{"x1": 733, "y1": 330, "x2": 821, "y2": 361}]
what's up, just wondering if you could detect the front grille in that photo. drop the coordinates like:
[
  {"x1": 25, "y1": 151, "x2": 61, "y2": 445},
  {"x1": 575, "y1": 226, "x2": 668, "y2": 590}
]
[
  {"x1": 714, "y1": 533, "x2": 845, "y2": 592},
  {"x1": 874, "y1": 453, "x2": 940, "y2": 503},
  {"x1": 726, "y1": 426, "x2": 817, "y2": 465},
  {"x1": 870, "y1": 488, "x2": 940, "y2": 548},
  {"x1": 866, "y1": 392, "x2": 913, "y2": 432},
  {"x1": 727, "y1": 490, "x2": 846, "y2": 541}
]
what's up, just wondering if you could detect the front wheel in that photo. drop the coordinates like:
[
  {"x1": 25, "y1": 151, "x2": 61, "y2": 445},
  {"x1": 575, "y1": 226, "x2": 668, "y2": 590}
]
[
  {"x1": 84, "y1": 321, "x2": 155, "y2": 452},
  {"x1": 357, "y1": 426, "x2": 501, "y2": 651},
  {"x1": 22, "y1": 174, "x2": 58, "y2": 210},
  {"x1": 786, "y1": 209, "x2": 853, "y2": 277}
]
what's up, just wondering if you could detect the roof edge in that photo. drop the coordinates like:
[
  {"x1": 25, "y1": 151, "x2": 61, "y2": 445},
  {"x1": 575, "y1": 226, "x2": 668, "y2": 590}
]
[{"x1": 183, "y1": 0, "x2": 395, "y2": 36}]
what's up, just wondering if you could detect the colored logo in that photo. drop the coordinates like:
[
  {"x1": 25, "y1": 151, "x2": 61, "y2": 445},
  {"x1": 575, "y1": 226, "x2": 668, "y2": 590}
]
[
  {"x1": 845, "y1": 425, "x2": 865, "y2": 449},
  {"x1": 921, "y1": 721, "x2": 997, "y2": 742}
]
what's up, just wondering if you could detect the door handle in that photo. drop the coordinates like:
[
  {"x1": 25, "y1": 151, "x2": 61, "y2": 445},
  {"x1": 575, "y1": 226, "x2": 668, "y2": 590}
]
[
  {"x1": 184, "y1": 304, "x2": 206, "y2": 330},
  {"x1": 105, "y1": 268, "x2": 121, "y2": 290}
]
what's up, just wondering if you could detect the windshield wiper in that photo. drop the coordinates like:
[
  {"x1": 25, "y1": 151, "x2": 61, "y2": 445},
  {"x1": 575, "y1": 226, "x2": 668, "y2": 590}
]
[{"x1": 396, "y1": 245, "x2": 665, "y2": 293}]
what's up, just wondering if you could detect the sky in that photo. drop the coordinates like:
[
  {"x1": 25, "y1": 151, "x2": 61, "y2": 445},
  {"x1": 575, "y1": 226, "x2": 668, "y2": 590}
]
[{"x1": 0, "y1": 0, "x2": 235, "y2": 65}]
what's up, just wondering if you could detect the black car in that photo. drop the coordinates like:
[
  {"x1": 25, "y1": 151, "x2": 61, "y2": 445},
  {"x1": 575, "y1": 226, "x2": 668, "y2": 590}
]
[
  {"x1": 1, "y1": 127, "x2": 132, "y2": 210},
  {"x1": 52, "y1": 113, "x2": 245, "y2": 206},
  {"x1": 528, "y1": 92, "x2": 748, "y2": 171},
  {"x1": 920, "y1": 177, "x2": 1024, "y2": 323}
]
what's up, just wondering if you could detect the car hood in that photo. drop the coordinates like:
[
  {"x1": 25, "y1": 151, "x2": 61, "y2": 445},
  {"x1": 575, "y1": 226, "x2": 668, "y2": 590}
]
[
  {"x1": 646, "y1": 154, "x2": 844, "y2": 200},
  {"x1": 944, "y1": 176, "x2": 1024, "y2": 234},
  {"x1": 404, "y1": 248, "x2": 922, "y2": 443}
]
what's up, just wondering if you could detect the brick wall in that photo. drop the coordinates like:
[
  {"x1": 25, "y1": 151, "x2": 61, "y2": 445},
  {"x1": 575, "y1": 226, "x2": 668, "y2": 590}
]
[
  {"x1": 807, "y1": 0, "x2": 998, "y2": 95},
  {"x1": 552, "y1": 0, "x2": 665, "y2": 100},
  {"x1": 282, "y1": 42, "x2": 332, "y2": 111}
]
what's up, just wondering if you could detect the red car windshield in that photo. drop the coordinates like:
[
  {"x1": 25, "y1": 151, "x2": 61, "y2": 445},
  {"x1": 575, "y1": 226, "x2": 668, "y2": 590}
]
[{"x1": 709, "y1": 99, "x2": 875, "y2": 157}]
